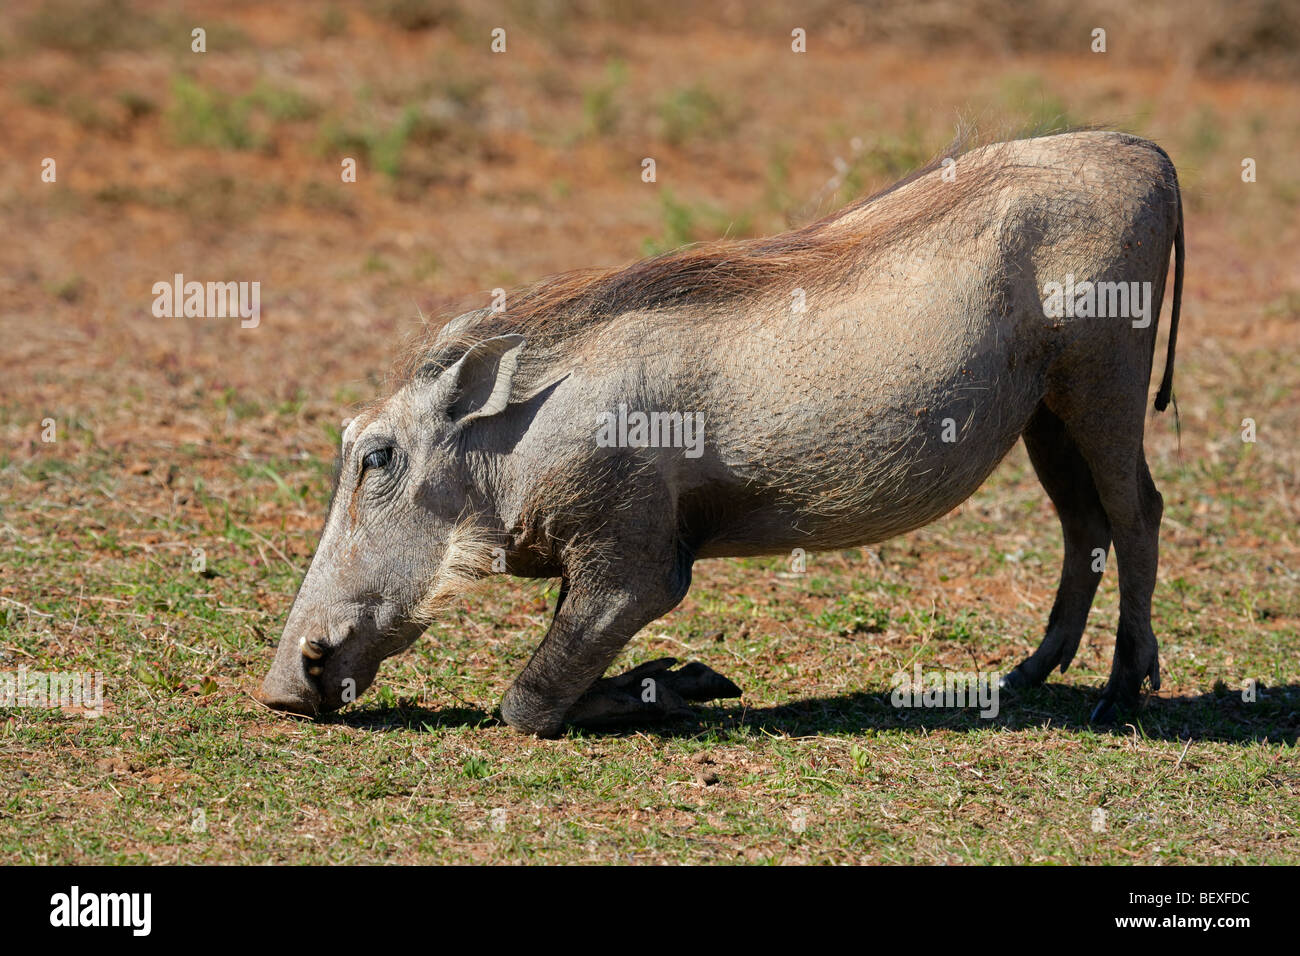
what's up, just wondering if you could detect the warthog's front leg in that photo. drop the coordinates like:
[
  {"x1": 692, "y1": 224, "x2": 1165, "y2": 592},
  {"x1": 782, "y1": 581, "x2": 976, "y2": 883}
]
[{"x1": 500, "y1": 549, "x2": 698, "y2": 737}]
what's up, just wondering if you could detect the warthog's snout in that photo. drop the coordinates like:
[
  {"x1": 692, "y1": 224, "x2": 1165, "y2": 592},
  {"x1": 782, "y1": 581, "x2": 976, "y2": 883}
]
[
  {"x1": 256, "y1": 628, "x2": 324, "y2": 716},
  {"x1": 260, "y1": 597, "x2": 401, "y2": 718},
  {"x1": 255, "y1": 666, "x2": 321, "y2": 716}
]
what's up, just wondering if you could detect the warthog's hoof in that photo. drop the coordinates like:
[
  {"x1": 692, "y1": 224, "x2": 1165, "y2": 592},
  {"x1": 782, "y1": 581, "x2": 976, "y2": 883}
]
[
  {"x1": 998, "y1": 667, "x2": 1033, "y2": 692},
  {"x1": 1088, "y1": 696, "x2": 1120, "y2": 724},
  {"x1": 1088, "y1": 687, "x2": 1146, "y2": 725},
  {"x1": 564, "y1": 658, "x2": 742, "y2": 729},
  {"x1": 1088, "y1": 686, "x2": 1151, "y2": 725},
  {"x1": 1089, "y1": 655, "x2": 1160, "y2": 724}
]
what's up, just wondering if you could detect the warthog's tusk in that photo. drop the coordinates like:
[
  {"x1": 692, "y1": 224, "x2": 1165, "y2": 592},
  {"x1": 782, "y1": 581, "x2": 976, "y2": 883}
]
[{"x1": 299, "y1": 637, "x2": 326, "y2": 660}]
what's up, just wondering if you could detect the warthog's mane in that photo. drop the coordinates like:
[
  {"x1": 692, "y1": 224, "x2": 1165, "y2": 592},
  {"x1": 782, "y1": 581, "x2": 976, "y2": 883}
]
[
  {"x1": 394, "y1": 128, "x2": 1030, "y2": 387},
  {"x1": 390, "y1": 125, "x2": 1169, "y2": 402}
]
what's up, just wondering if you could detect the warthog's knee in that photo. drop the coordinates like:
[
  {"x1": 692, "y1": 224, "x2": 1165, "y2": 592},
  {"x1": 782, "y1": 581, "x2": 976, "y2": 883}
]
[
  {"x1": 500, "y1": 682, "x2": 565, "y2": 738},
  {"x1": 1146, "y1": 485, "x2": 1164, "y2": 526}
]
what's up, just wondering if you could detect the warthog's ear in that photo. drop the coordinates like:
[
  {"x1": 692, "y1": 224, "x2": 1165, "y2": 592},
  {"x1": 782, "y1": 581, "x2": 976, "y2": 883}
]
[
  {"x1": 440, "y1": 334, "x2": 526, "y2": 426},
  {"x1": 433, "y1": 308, "x2": 489, "y2": 346}
]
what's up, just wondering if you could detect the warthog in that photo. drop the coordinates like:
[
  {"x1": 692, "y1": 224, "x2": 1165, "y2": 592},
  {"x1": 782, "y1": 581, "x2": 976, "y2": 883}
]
[{"x1": 257, "y1": 130, "x2": 1184, "y2": 737}]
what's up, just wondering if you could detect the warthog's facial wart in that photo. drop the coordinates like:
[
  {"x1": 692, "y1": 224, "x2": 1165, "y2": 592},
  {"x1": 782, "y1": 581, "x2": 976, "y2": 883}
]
[{"x1": 256, "y1": 336, "x2": 526, "y2": 716}]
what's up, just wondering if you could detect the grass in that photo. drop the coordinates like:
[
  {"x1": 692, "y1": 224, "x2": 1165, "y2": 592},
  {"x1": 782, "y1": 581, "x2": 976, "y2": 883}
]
[
  {"x1": 582, "y1": 61, "x2": 627, "y2": 139},
  {"x1": 369, "y1": 0, "x2": 458, "y2": 33},
  {"x1": 1, "y1": 351, "x2": 1296, "y2": 864},
  {"x1": 657, "y1": 83, "x2": 734, "y2": 147},
  {"x1": 315, "y1": 90, "x2": 482, "y2": 189},
  {"x1": 18, "y1": 0, "x2": 170, "y2": 56},
  {"x1": 166, "y1": 77, "x2": 319, "y2": 152},
  {"x1": 640, "y1": 189, "x2": 755, "y2": 255}
]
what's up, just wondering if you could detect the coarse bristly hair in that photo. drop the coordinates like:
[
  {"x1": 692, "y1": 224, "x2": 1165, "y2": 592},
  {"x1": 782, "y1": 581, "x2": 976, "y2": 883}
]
[
  {"x1": 395, "y1": 128, "x2": 997, "y2": 382},
  {"x1": 409, "y1": 518, "x2": 503, "y2": 625}
]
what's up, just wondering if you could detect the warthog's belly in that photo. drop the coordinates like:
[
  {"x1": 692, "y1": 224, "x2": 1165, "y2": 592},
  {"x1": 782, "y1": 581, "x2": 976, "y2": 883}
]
[
  {"x1": 690, "y1": 409, "x2": 1032, "y2": 559},
  {"x1": 682, "y1": 311, "x2": 1045, "y2": 559}
]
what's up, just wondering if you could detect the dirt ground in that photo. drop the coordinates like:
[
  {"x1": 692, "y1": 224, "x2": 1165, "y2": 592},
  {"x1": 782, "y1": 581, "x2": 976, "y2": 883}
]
[{"x1": 0, "y1": 1, "x2": 1297, "y2": 863}]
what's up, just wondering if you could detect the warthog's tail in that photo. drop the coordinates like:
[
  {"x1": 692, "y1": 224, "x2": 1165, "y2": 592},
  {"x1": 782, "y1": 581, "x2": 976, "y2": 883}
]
[{"x1": 1154, "y1": 187, "x2": 1183, "y2": 413}]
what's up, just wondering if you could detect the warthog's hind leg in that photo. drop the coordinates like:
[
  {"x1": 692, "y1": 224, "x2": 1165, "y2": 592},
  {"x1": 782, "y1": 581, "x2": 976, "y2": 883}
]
[
  {"x1": 1002, "y1": 404, "x2": 1111, "y2": 691},
  {"x1": 1044, "y1": 389, "x2": 1164, "y2": 722},
  {"x1": 564, "y1": 658, "x2": 742, "y2": 729},
  {"x1": 1085, "y1": 451, "x2": 1164, "y2": 721}
]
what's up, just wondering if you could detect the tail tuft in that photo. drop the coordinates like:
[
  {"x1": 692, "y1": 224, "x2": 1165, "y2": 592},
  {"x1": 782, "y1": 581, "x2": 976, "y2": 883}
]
[{"x1": 1154, "y1": 189, "x2": 1183, "y2": 412}]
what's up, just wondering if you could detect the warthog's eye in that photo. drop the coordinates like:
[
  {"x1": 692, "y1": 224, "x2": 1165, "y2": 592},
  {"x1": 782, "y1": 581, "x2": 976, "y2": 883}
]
[{"x1": 362, "y1": 447, "x2": 393, "y2": 471}]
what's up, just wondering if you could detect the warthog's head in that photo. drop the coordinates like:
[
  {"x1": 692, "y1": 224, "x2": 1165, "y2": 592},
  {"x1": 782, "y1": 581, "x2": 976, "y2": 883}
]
[{"x1": 256, "y1": 335, "x2": 528, "y2": 716}]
